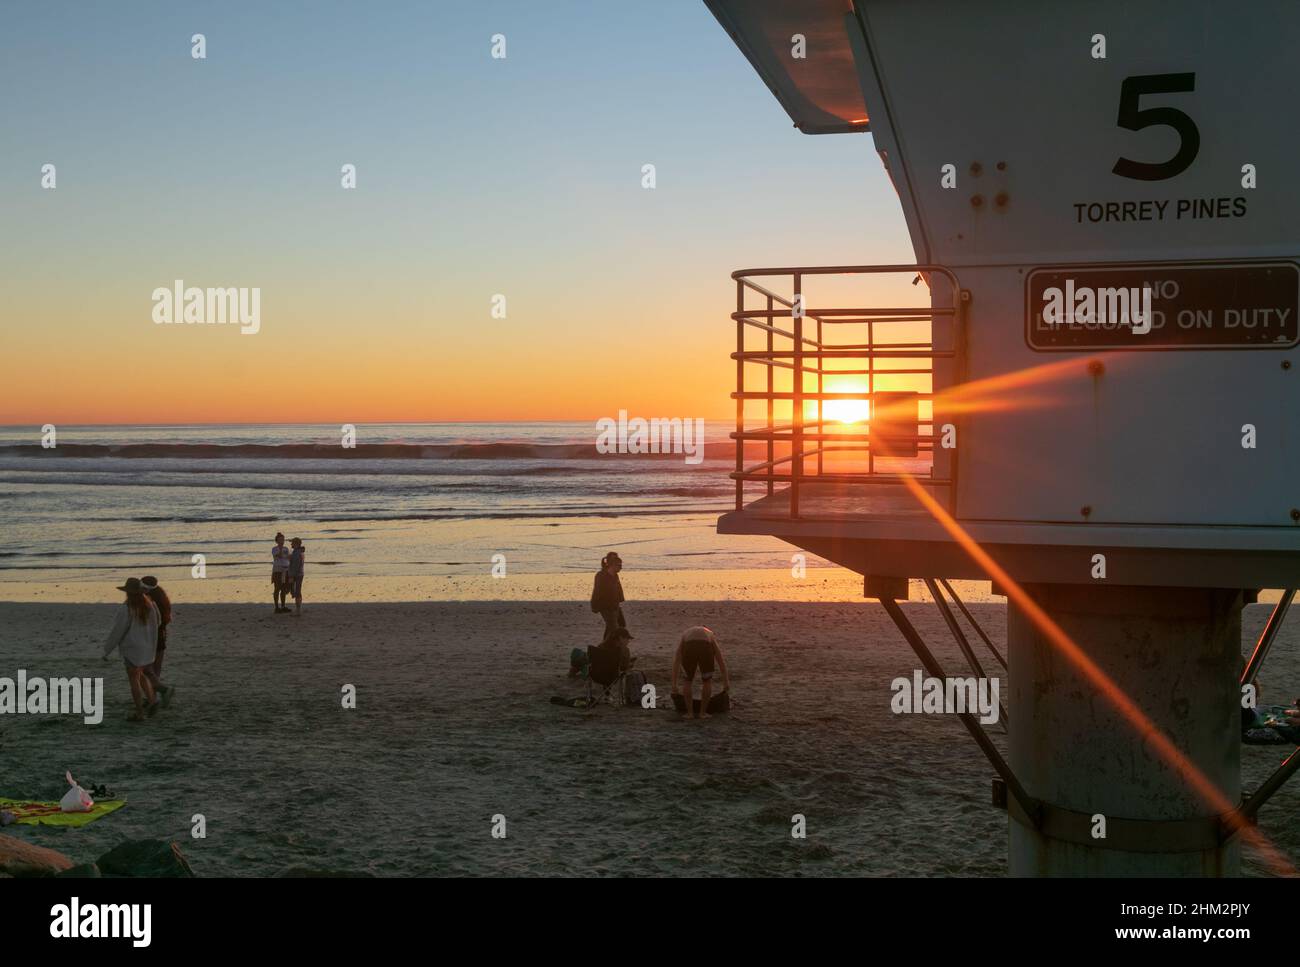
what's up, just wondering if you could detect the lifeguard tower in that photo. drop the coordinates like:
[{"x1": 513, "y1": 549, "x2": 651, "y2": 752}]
[{"x1": 707, "y1": 0, "x2": 1300, "y2": 875}]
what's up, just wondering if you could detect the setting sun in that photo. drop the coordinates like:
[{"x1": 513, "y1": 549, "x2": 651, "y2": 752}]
[{"x1": 822, "y1": 398, "x2": 873, "y2": 424}]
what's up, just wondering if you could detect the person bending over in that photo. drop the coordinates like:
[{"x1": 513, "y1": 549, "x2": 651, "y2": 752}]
[{"x1": 672, "y1": 626, "x2": 729, "y2": 720}]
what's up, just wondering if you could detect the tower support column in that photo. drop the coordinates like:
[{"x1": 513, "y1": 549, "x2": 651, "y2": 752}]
[{"x1": 1008, "y1": 585, "x2": 1242, "y2": 876}]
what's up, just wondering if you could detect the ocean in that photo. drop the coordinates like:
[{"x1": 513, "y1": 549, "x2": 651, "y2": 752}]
[{"x1": 0, "y1": 422, "x2": 831, "y2": 602}]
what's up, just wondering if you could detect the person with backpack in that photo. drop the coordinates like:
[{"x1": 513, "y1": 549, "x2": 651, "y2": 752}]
[{"x1": 591, "y1": 551, "x2": 628, "y2": 639}]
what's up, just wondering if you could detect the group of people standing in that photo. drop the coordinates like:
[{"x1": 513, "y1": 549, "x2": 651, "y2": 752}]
[
  {"x1": 271, "y1": 532, "x2": 305, "y2": 615},
  {"x1": 102, "y1": 576, "x2": 174, "y2": 722},
  {"x1": 588, "y1": 551, "x2": 730, "y2": 719}
]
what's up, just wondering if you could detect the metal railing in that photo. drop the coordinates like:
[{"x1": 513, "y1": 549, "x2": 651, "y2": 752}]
[{"x1": 731, "y1": 265, "x2": 964, "y2": 518}]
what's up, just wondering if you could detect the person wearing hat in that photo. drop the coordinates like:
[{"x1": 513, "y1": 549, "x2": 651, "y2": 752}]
[
  {"x1": 271, "y1": 532, "x2": 292, "y2": 613},
  {"x1": 102, "y1": 577, "x2": 161, "y2": 721},
  {"x1": 140, "y1": 576, "x2": 175, "y2": 706},
  {"x1": 600, "y1": 625, "x2": 634, "y2": 673},
  {"x1": 288, "y1": 538, "x2": 305, "y2": 615},
  {"x1": 590, "y1": 551, "x2": 628, "y2": 640},
  {"x1": 671, "y1": 626, "x2": 730, "y2": 720}
]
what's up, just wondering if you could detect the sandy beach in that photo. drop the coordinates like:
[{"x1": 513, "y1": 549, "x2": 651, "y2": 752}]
[
  {"x1": 3, "y1": 599, "x2": 1297, "y2": 877},
  {"x1": 0, "y1": 567, "x2": 993, "y2": 605}
]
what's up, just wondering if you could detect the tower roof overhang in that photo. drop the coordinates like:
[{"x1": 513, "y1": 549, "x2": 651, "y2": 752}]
[{"x1": 705, "y1": 0, "x2": 870, "y2": 134}]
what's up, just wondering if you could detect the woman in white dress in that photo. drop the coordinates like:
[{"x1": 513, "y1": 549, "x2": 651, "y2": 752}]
[{"x1": 103, "y1": 577, "x2": 160, "y2": 721}]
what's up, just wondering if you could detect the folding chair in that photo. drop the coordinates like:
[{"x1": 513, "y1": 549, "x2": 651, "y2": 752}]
[{"x1": 585, "y1": 642, "x2": 627, "y2": 708}]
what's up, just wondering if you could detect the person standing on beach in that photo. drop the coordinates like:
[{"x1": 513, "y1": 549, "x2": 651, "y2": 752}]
[
  {"x1": 140, "y1": 575, "x2": 175, "y2": 706},
  {"x1": 272, "y1": 532, "x2": 291, "y2": 613},
  {"x1": 591, "y1": 552, "x2": 627, "y2": 639},
  {"x1": 102, "y1": 577, "x2": 160, "y2": 721},
  {"x1": 671, "y1": 626, "x2": 730, "y2": 720},
  {"x1": 288, "y1": 538, "x2": 305, "y2": 616}
]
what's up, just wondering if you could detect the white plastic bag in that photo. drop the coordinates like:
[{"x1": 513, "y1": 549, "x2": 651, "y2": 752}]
[{"x1": 59, "y1": 770, "x2": 94, "y2": 813}]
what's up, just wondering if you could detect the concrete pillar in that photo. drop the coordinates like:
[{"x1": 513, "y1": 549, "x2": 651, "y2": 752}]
[{"x1": 1008, "y1": 585, "x2": 1242, "y2": 876}]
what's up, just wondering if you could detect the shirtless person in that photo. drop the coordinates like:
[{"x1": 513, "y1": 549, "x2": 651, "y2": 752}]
[{"x1": 671, "y1": 626, "x2": 729, "y2": 719}]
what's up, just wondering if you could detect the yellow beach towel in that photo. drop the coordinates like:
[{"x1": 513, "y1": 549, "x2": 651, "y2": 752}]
[{"x1": 0, "y1": 797, "x2": 125, "y2": 827}]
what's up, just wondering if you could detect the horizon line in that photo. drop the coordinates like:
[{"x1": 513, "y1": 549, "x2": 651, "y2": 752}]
[{"x1": 0, "y1": 417, "x2": 738, "y2": 428}]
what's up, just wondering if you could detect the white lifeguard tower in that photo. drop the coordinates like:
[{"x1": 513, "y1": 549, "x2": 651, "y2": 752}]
[{"x1": 707, "y1": 0, "x2": 1300, "y2": 875}]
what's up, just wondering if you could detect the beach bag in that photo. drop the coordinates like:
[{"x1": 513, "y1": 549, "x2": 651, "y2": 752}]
[
  {"x1": 623, "y1": 669, "x2": 648, "y2": 706},
  {"x1": 568, "y1": 647, "x2": 589, "y2": 678},
  {"x1": 671, "y1": 690, "x2": 731, "y2": 715},
  {"x1": 60, "y1": 771, "x2": 94, "y2": 813}
]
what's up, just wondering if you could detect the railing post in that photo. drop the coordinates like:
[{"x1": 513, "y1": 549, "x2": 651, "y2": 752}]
[
  {"x1": 949, "y1": 287, "x2": 970, "y2": 515},
  {"x1": 736, "y1": 279, "x2": 745, "y2": 511},
  {"x1": 816, "y1": 317, "x2": 824, "y2": 478},
  {"x1": 766, "y1": 295, "x2": 774, "y2": 497},
  {"x1": 791, "y1": 273, "x2": 802, "y2": 519},
  {"x1": 867, "y1": 317, "x2": 875, "y2": 476}
]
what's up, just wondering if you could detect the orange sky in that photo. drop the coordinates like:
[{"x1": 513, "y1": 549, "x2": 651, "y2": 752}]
[
  {"x1": 0, "y1": 279, "x2": 745, "y2": 423},
  {"x1": 0, "y1": 270, "x2": 929, "y2": 425}
]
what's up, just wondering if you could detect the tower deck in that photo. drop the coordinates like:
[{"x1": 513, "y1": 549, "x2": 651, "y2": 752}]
[{"x1": 722, "y1": 480, "x2": 1300, "y2": 589}]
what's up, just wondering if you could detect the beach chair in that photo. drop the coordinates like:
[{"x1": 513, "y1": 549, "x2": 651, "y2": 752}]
[{"x1": 585, "y1": 642, "x2": 628, "y2": 708}]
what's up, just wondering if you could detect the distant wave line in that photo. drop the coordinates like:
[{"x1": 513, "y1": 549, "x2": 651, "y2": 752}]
[
  {"x1": 0, "y1": 464, "x2": 621, "y2": 479},
  {"x1": 0, "y1": 442, "x2": 746, "y2": 460},
  {"x1": 97, "y1": 506, "x2": 727, "y2": 524},
  {"x1": 0, "y1": 474, "x2": 732, "y2": 496},
  {"x1": 0, "y1": 561, "x2": 349, "y2": 572}
]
